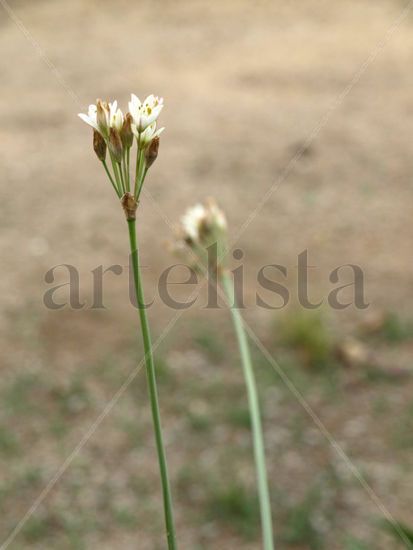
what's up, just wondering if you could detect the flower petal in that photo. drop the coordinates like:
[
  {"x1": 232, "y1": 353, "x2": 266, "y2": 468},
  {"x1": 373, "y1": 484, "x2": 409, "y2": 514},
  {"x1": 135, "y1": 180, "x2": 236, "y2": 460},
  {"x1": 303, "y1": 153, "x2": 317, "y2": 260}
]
[
  {"x1": 131, "y1": 93, "x2": 141, "y2": 106},
  {"x1": 154, "y1": 126, "x2": 165, "y2": 138},
  {"x1": 78, "y1": 113, "x2": 98, "y2": 130}
]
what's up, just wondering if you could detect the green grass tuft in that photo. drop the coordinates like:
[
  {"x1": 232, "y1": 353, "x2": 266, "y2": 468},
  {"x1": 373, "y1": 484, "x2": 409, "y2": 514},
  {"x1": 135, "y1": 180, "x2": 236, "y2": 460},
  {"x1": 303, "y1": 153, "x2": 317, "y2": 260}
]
[
  {"x1": 2, "y1": 372, "x2": 41, "y2": 415},
  {"x1": 0, "y1": 426, "x2": 20, "y2": 456},
  {"x1": 193, "y1": 326, "x2": 226, "y2": 363},
  {"x1": 225, "y1": 405, "x2": 251, "y2": 429},
  {"x1": 281, "y1": 489, "x2": 323, "y2": 549},
  {"x1": 114, "y1": 507, "x2": 138, "y2": 529},
  {"x1": 379, "y1": 313, "x2": 413, "y2": 344},
  {"x1": 344, "y1": 537, "x2": 370, "y2": 550},
  {"x1": 276, "y1": 310, "x2": 333, "y2": 369},
  {"x1": 206, "y1": 483, "x2": 260, "y2": 539}
]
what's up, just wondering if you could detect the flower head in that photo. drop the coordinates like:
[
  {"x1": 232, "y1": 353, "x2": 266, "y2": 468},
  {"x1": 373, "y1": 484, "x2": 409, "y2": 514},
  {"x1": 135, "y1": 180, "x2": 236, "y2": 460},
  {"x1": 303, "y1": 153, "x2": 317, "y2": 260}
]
[
  {"x1": 78, "y1": 93, "x2": 164, "y2": 206},
  {"x1": 179, "y1": 199, "x2": 228, "y2": 271},
  {"x1": 109, "y1": 103, "x2": 124, "y2": 133},
  {"x1": 181, "y1": 200, "x2": 227, "y2": 246},
  {"x1": 128, "y1": 94, "x2": 164, "y2": 133},
  {"x1": 78, "y1": 99, "x2": 123, "y2": 137},
  {"x1": 181, "y1": 203, "x2": 209, "y2": 242},
  {"x1": 134, "y1": 121, "x2": 165, "y2": 147}
]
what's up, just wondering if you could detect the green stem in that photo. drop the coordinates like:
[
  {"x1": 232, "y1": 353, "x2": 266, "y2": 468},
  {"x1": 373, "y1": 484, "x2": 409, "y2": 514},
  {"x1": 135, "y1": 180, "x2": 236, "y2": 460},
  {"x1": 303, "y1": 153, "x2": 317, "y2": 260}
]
[
  {"x1": 109, "y1": 152, "x2": 123, "y2": 195},
  {"x1": 134, "y1": 136, "x2": 141, "y2": 195},
  {"x1": 135, "y1": 150, "x2": 146, "y2": 199},
  {"x1": 221, "y1": 271, "x2": 274, "y2": 550},
  {"x1": 136, "y1": 164, "x2": 148, "y2": 201},
  {"x1": 126, "y1": 147, "x2": 131, "y2": 191},
  {"x1": 127, "y1": 219, "x2": 178, "y2": 550},
  {"x1": 102, "y1": 160, "x2": 120, "y2": 197},
  {"x1": 121, "y1": 149, "x2": 130, "y2": 193},
  {"x1": 117, "y1": 160, "x2": 126, "y2": 194}
]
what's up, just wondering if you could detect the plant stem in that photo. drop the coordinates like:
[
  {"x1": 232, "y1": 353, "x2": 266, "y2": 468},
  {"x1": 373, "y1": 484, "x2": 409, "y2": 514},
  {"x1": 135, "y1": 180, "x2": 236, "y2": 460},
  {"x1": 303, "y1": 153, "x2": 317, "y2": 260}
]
[
  {"x1": 221, "y1": 270, "x2": 274, "y2": 550},
  {"x1": 127, "y1": 219, "x2": 178, "y2": 550},
  {"x1": 135, "y1": 150, "x2": 146, "y2": 199},
  {"x1": 117, "y1": 160, "x2": 126, "y2": 193},
  {"x1": 101, "y1": 160, "x2": 120, "y2": 197},
  {"x1": 126, "y1": 147, "x2": 131, "y2": 191},
  {"x1": 109, "y1": 152, "x2": 123, "y2": 195}
]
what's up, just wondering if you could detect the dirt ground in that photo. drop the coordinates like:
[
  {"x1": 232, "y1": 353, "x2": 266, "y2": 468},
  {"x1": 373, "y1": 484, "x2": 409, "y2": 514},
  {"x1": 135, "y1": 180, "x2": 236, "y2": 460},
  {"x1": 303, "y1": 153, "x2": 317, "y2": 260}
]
[{"x1": 1, "y1": 0, "x2": 413, "y2": 548}]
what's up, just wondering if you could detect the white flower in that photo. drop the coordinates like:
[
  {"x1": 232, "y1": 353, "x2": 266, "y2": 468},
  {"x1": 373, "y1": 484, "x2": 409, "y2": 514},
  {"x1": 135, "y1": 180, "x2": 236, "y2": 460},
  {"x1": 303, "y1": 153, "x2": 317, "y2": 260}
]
[
  {"x1": 208, "y1": 202, "x2": 227, "y2": 231},
  {"x1": 179, "y1": 200, "x2": 228, "y2": 270},
  {"x1": 110, "y1": 103, "x2": 124, "y2": 132},
  {"x1": 181, "y1": 203, "x2": 207, "y2": 241},
  {"x1": 181, "y1": 200, "x2": 227, "y2": 244},
  {"x1": 128, "y1": 93, "x2": 164, "y2": 132},
  {"x1": 133, "y1": 122, "x2": 165, "y2": 147},
  {"x1": 78, "y1": 103, "x2": 99, "y2": 131},
  {"x1": 78, "y1": 100, "x2": 123, "y2": 136}
]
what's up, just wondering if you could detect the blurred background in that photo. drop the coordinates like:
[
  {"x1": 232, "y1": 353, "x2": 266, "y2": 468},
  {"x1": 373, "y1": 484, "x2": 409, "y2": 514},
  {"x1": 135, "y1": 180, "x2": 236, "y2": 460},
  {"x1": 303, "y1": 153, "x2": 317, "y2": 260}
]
[{"x1": 1, "y1": 0, "x2": 413, "y2": 548}]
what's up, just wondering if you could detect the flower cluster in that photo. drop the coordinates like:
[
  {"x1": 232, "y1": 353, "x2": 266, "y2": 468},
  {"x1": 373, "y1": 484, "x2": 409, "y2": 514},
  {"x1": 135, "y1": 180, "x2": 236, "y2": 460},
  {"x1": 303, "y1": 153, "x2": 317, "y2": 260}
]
[
  {"x1": 178, "y1": 199, "x2": 228, "y2": 272},
  {"x1": 79, "y1": 94, "x2": 164, "y2": 216}
]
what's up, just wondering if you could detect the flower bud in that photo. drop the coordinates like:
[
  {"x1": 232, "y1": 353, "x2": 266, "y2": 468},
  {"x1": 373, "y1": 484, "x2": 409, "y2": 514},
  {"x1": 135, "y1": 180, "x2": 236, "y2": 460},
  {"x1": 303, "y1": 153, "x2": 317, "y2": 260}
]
[
  {"x1": 108, "y1": 127, "x2": 123, "y2": 163},
  {"x1": 96, "y1": 99, "x2": 109, "y2": 136},
  {"x1": 145, "y1": 136, "x2": 160, "y2": 169},
  {"x1": 93, "y1": 129, "x2": 106, "y2": 161},
  {"x1": 120, "y1": 113, "x2": 133, "y2": 149}
]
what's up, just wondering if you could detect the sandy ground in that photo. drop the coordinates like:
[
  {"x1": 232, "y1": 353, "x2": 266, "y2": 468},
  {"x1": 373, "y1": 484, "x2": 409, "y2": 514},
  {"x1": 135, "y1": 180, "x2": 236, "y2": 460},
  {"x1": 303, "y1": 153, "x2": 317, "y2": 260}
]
[{"x1": 1, "y1": 0, "x2": 413, "y2": 548}]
